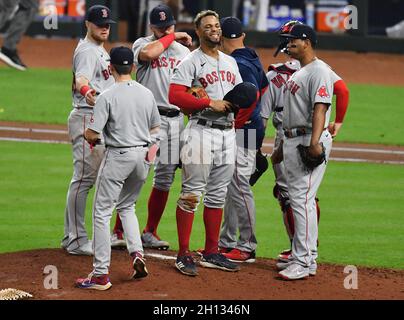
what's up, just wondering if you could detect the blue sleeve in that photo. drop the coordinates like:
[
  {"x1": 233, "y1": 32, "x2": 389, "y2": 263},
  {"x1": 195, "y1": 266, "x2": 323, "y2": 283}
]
[{"x1": 238, "y1": 63, "x2": 260, "y2": 89}]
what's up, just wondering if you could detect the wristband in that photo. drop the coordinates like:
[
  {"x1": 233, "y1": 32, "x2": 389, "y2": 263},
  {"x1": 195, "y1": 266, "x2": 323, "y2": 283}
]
[
  {"x1": 80, "y1": 85, "x2": 92, "y2": 97},
  {"x1": 159, "y1": 33, "x2": 175, "y2": 50}
]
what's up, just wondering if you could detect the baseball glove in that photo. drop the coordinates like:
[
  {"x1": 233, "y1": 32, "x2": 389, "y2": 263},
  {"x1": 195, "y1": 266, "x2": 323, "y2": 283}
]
[
  {"x1": 249, "y1": 150, "x2": 269, "y2": 186},
  {"x1": 297, "y1": 143, "x2": 326, "y2": 171},
  {"x1": 187, "y1": 86, "x2": 209, "y2": 100}
]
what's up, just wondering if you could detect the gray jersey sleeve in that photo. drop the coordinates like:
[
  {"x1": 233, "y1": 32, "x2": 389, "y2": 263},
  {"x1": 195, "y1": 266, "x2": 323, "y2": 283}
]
[
  {"x1": 150, "y1": 97, "x2": 161, "y2": 129},
  {"x1": 74, "y1": 49, "x2": 97, "y2": 81},
  {"x1": 171, "y1": 57, "x2": 195, "y2": 87},
  {"x1": 310, "y1": 69, "x2": 333, "y2": 106},
  {"x1": 132, "y1": 37, "x2": 149, "y2": 67},
  {"x1": 88, "y1": 92, "x2": 109, "y2": 133},
  {"x1": 260, "y1": 72, "x2": 274, "y2": 119}
]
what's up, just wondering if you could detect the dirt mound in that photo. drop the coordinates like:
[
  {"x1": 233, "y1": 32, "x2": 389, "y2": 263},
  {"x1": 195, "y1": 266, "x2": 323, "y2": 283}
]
[{"x1": 0, "y1": 249, "x2": 402, "y2": 300}]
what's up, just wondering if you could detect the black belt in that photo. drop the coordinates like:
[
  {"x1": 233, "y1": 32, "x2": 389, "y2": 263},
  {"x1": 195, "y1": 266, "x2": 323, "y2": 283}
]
[
  {"x1": 158, "y1": 108, "x2": 180, "y2": 117},
  {"x1": 284, "y1": 127, "x2": 326, "y2": 138},
  {"x1": 274, "y1": 107, "x2": 284, "y2": 112},
  {"x1": 283, "y1": 128, "x2": 311, "y2": 138},
  {"x1": 107, "y1": 144, "x2": 148, "y2": 148},
  {"x1": 197, "y1": 119, "x2": 233, "y2": 130}
]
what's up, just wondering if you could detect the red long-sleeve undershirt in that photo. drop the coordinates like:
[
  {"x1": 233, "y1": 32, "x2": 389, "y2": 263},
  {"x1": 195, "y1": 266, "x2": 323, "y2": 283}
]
[
  {"x1": 168, "y1": 84, "x2": 210, "y2": 115},
  {"x1": 333, "y1": 79, "x2": 349, "y2": 123}
]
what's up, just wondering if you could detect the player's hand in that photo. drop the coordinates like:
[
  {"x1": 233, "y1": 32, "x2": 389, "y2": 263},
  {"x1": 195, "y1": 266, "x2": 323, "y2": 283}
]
[
  {"x1": 174, "y1": 32, "x2": 192, "y2": 47},
  {"x1": 145, "y1": 144, "x2": 159, "y2": 163},
  {"x1": 209, "y1": 100, "x2": 232, "y2": 113},
  {"x1": 85, "y1": 89, "x2": 97, "y2": 106},
  {"x1": 328, "y1": 122, "x2": 343, "y2": 138},
  {"x1": 308, "y1": 143, "x2": 323, "y2": 158},
  {"x1": 270, "y1": 140, "x2": 283, "y2": 165}
]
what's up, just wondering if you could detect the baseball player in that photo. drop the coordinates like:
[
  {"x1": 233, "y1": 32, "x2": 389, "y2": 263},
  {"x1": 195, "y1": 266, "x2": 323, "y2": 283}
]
[
  {"x1": 271, "y1": 24, "x2": 334, "y2": 280},
  {"x1": 0, "y1": 0, "x2": 38, "y2": 70},
  {"x1": 76, "y1": 46, "x2": 160, "y2": 290},
  {"x1": 61, "y1": 5, "x2": 115, "y2": 256},
  {"x1": 261, "y1": 21, "x2": 349, "y2": 264},
  {"x1": 218, "y1": 16, "x2": 269, "y2": 263},
  {"x1": 168, "y1": 10, "x2": 243, "y2": 276},
  {"x1": 110, "y1": 4, "x2": 192, "y2": 250}
]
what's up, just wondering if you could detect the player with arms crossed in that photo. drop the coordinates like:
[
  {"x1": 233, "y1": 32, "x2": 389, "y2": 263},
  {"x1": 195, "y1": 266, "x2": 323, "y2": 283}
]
[
  {"x1": 76, "y1": 46, "x2": 160, "y2": 290},
  {"x1": 110, "y1": 4, "x2": 192, "y2": 251},
  {"x1": 168, "y1": 10, "x2": 243, "y2": 276},
  {"x1": 62, "y1": 5, "x2": 115, "y2": 256}
]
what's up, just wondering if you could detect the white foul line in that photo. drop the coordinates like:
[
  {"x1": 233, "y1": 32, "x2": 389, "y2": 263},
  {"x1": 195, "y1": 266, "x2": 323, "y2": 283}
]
[
  {"x1": 0, "y1": 137, "x2": 403, "y2": 165},
  {"x1": 0, "y1": 126, "x2": 68, "y2": 135},
  {"x1": 262, "y1": 142, "x2": 404, "y2": 155}
]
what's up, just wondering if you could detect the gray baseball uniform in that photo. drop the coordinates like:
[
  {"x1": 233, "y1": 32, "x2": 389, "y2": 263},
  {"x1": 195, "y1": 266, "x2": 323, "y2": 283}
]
[
  {"x1": 132, "y1": 35, "x2": 190, "y2": 191},
  {"x1": 89, "y1": 80, "x2": 160, "y2": 275},
  {"x1": 282, "y1": 58, "x2": 333, "y2": 268},
  {"x1": 261, "y1": 61, "x2": 341, "y2": 243},
  {"x1": 62, "y1": 37, "x2": 114, "y2": 253},
  {"x1": 171, "y1": 48, "x2": 242, "y2": 210}
]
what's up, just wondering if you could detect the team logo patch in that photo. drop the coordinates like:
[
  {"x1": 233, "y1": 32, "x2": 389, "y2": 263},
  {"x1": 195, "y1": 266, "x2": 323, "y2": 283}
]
[
  {"x1": 102, "y1": 9, "x2": 108, "y2": 18},
  {"x1": 159, "y1": 12, "x2": 166, "y2": 21},
  {"x1": 317, "y1": 85, "x2": 330, "y2": 98}
]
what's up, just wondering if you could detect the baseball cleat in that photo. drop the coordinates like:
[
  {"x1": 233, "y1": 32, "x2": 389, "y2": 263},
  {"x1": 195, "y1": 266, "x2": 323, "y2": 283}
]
[
  {"x1": 141, "y1": 232, "x2": 169, "y2": 250},
  {"x1": 67, "y1": 240, "x2": 93, "y2": 256},
  {"x1": 200, "y1": 253, "x2": 240, "y2": 272},
  {"x1": 111, "y1": 232, "x2": 126, "y2": 249},
  {"x1": 131, "y1": 252, "x2": 148, "y2": 279},
  {"x1": 175, "y1": 255, "x2": 198, "y2": 276},
  {"x1": 0, "y1": 47, "x2": 27, "y2": 71},
  {"x1": 75, "y1": 273, "x2": 112, "y2": 290},
  {"x1": 196, "y1": 247, "x2": 232, "y2": 257},
  {"x1": 224, "y1": 248, "x2": 256, "y2": 263},
  {"x1": 276, "y1": 260, "x2": 317, "y2": 276},
  {"x1": 278, "y1": 263, "x2": 310, "y2": 281},
  {"x1": 277, "y1": 249, "x2": 292, "y2": 262}
]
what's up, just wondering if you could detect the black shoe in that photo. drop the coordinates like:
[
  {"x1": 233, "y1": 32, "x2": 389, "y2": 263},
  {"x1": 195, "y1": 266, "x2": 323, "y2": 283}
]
[
  {"x1": 200, "y1": 252, "x2": 240, "y2": 272},
  {"x1": 0, "y1": 47, "x2": 27, "y2": 71},
  {"x1": 175, "y1": 255, "x2": 198, "y2": 276}
]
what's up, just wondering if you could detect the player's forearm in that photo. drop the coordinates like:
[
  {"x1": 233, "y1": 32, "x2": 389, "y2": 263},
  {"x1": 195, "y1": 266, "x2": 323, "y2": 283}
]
[
  {"x1": 333, "y1": 79, "x2": 349, "y2": 123},
  {"x1": 75, "y1": 76, "x2": 90, "y2": 92},
  {"x1": 139, "y1": 34, "x2": 175, "y2": 62},
  {"x1": 310, "y1": 103, "x2": 328, "y2": 146},
  {"x1": 234, "y1": 92, "x2": 259, "y2": 129},
  {"x1": 168, "y1": 84, "x2": 210, "y2": 114},
  {"x1": 84, "y1": 128, "x2": 100, "y2": 144}
]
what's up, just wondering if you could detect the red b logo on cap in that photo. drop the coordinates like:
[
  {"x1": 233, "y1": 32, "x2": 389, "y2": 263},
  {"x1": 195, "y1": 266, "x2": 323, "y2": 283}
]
[
  {"x1": 102, "y1": 9, "x2": 108, "y2": 18},
  {"x1": 159, "y1": 12, "x2": 166, "y2": 21}
]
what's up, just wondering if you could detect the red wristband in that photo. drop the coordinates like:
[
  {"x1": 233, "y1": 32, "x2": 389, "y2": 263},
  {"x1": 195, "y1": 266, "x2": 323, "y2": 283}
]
[
  {"x1": 159, "y1": 33, "x2": 175, "y2": 50},
  {"x1": 80, "y1": 85, "x2": 92, "y2": 97}
]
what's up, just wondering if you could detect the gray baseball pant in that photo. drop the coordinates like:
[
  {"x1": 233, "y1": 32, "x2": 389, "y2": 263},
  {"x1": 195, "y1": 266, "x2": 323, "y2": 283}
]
[{"x1": 62, "y1": 109, "x2": 105, "y2": 251}]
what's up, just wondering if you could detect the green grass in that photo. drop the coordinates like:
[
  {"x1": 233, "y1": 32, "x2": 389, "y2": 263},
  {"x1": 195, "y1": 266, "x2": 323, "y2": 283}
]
[
  {"x1": 1, "y1": 68, "x2": 404, "y2": 145},
  {"x1": 0, "y1": 141, "x2": 403, "y2": 269}
]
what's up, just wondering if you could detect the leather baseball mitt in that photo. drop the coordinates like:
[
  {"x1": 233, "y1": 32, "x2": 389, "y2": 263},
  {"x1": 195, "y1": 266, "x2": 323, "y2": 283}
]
[
  {"x1": 187, "y1": 86, "x2": 209, "y2": 100},
  {"x1": 297, "y1": 143, "x2": 326, "y2": 171}
]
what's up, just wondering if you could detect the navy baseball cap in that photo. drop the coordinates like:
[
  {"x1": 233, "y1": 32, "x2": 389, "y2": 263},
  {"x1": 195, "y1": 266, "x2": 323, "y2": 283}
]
[
  {"x1": 150, "y1": 4, "x2": 176, "y2": 28},
  {"x1": 110, "y1": 46, "x2": 134, "y2": 66},
  {"x1": 86, "y1": 5, "x2": 116, "y2": 26},
  {"x1": 221, "y1": 16, "x2": 243, "y2": 39},
  {"x1": 280, "y1": 24, "x2": 317, "y2": 45}
]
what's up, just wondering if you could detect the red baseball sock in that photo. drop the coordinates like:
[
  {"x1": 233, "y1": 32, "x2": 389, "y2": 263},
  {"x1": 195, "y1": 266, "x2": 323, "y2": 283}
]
[
  {"x1": 113, "y1": 212, "x2": 123, "y2": 234},
  {"x1": 203, "y1": 207, "x2": 223, "y2": 255},
  {"x1": 176, "y1": 206, "x2": 194, "y2": 256},
  {"x1": 144, "y1": 187, "x2": 169, "y2": 235}
]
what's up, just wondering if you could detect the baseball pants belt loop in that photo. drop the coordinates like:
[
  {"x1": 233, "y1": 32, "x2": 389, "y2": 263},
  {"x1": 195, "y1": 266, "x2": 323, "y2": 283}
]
[
  {"x1": 196, "y1": 119, "x2": 233, "y2": 130},
  {"x1": 158, "y1": 108, "x2": 180, "y2": 118}
]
